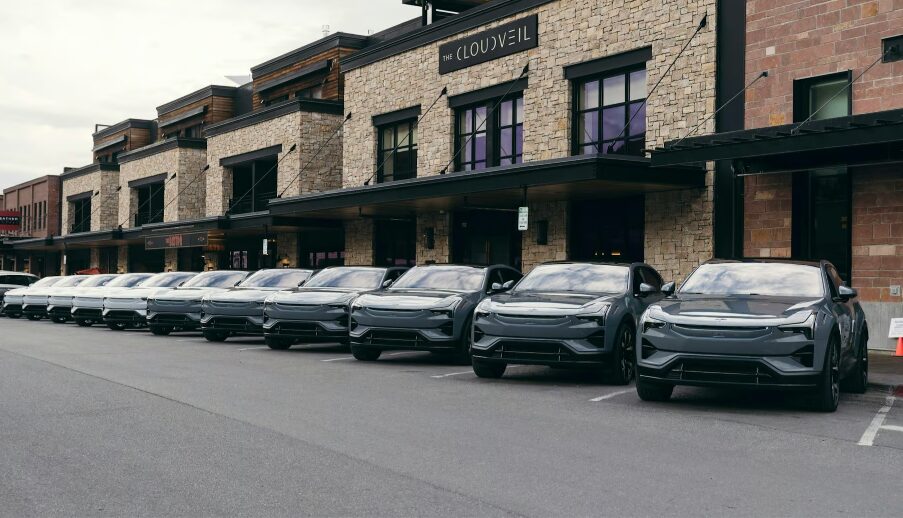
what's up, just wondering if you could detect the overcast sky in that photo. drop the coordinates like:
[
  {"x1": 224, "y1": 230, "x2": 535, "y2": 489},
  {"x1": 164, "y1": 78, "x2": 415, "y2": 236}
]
[{"x1": 0, "y1": 0, "x2": 415, "y2": 188}]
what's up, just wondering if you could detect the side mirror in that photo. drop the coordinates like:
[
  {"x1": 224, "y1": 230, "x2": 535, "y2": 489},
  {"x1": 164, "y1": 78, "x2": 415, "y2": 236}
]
[
  {"x1": 637, "y1": 283, "x2": 657, "y2": 297},
  {"x1": 502, "y1": 280, "x2": 515, "y2": 289},
  {"x1": 489, "y1": 282, "x2": 512, "y2": 294},
  {"x1": 837, "y1": 285, "x2": 857, "y2": 301},
  {"x1": 298, "y1": 280, "x2": 307, "y2": 287},
  {"x1": 661, "y1": 282, "x2": 676, "y2": 296},
  {"x1": 382, "y1": 279, "x2": 394, "y2": 288}
]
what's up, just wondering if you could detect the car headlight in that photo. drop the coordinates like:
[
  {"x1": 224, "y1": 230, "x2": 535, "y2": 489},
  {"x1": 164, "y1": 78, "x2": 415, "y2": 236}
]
[
  {"x1": 430, "y1": 297, "x2": 462, "y2": 318},
  {"x1": 778, "y1": 312, "x2": 816, "y2": 340},
  {"x1": 328, "y1": 303, "x2": 350, "y2": 313},
  {"x1": 474, "y1": 298, "x2": 492, "y2": 318},
  {"x1": 640, "y1": 305, "x2": 667, "y2": 333},
  {"x1": 576, "y1": 301, "x2": 611, "y2": 324}
]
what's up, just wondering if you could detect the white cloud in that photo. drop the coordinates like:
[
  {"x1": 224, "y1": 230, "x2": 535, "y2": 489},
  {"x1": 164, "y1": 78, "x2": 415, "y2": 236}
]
[{"x1": 0, "y1": 0, "x2": 414, "y2": 186}]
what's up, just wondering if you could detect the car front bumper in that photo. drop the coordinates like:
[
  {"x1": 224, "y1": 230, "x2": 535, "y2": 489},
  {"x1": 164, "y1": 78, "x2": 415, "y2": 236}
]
[
  {"x1": 348, "y1": 306, "x2": 461, "y2": 352},
  {"x1": 263, "y1": 304, "x2": 349, "y2": 342},
  {"x1": 147, "y1": 301, "x2": 203, "y2": 330},
  {"x1": 201, "y1": 308, "x2": 266, "y2": 335}
]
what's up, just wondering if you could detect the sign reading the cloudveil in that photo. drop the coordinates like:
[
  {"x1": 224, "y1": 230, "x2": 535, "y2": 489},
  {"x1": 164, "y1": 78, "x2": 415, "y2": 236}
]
[
  {"x1": 439, "y1": 15, "x2": 538, "y2": 74},
  {"x1": 145, "y1": 232, "x2": 208, "y2": 250},
  {"x1": 0, "y1": 211, "x2": 21, "y2": 232}
]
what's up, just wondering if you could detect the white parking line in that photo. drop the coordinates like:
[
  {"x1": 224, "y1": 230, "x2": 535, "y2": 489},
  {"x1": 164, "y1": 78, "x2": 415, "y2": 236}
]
[
  {"x1": 431, "y1": 370, "x2": 473, "y2": 379},
  {"x1": 880, "y1": 424, "x2": 903, "y2": 433},
  {"x1": 321, "y1": 351, "x2": 417, "y2": 362},
  {"x1": 589, "y1": 388, "x2": 634, "y2": 402},
  {"x1": 858, "y1": 394, "x2": 896, "y2": 446},
  {"x1": 238, "y1": 346, "x2": 269, "y2": 351}
]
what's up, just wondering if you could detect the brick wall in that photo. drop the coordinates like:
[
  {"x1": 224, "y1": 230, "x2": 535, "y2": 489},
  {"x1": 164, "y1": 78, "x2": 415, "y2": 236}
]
[
  {"x1": 851, "y1": 164, "x2": 903, "y2": 302},
  {"x1": 743, "y1": 173, "x2": 793, "y2": 257},
  {"x1": 745, "y1": 0, "x2": 903, "y2": 128}
]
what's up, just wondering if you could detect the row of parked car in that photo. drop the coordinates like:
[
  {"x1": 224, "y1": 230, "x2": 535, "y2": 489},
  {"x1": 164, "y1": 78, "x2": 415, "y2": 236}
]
[{"x1": 0, "y1": 258, "x2": 870, "y2": 412}]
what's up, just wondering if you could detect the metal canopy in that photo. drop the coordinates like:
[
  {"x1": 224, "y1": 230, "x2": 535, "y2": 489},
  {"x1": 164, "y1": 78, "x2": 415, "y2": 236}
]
[
  {"x1": 650, "y1": 109, "x2": 903, "y2": 173},
  {"x1": 269, "y1": 154, "x2": 704, "y2": 220}
]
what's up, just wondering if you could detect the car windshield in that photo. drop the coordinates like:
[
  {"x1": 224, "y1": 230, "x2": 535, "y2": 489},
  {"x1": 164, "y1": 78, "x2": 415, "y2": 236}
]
[
  {"x1": 55, "y1": 276, "x2": 87, "y2": 288},
  {"x1": 139, "y1": 272, "x2": 197, "y2": 288},
  {"x1": 679, "y1": 263, "x2": 825, "y2": 298},
  {"x1": 80, "y1": 275, "x2": 117, "y2": 288},
  {"x1": 107, "y1": 274, "x2": 153, "y2": 288},
  {"x1": 0, "y1": 275, "x2": 36, "y2": 286},
  {"x1": 513, "y1": 264, "x2": 629, "y2": 294},
  {"x1": 183, "y1": 271, "x2": 248, "y2": 288},
  {"x1": 241, "y1": 270, "x2": 310, "y2": 288},
  {"x1": 304, "y1": 268, "x2": 385, "y2": 289},
  {"x1": 390, "y1": 266, "x2": 484, "y2": 292},
  {"x1": 31, "y1": 277, "x2": 62, "y2": 288}
]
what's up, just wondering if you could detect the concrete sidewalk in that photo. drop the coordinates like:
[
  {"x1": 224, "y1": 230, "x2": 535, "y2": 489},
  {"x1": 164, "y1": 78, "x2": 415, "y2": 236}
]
[{"x1": 870, "y1": 350, "x2": 903, "y2": 391}]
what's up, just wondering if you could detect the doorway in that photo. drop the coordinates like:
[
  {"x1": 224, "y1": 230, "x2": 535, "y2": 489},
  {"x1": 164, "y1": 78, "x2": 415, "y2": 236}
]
[
  {"x1": 570, "y1": 197, "x2": 645, "y2": 263},
  {"x1": 129, "y1": 245, "x2": 164, "y2": 273},
  {"x1": 373, "y1": 219, "x2": 416, "y2": 267},
  {"x1": 792, "y1": 168, "x2": 851, "y2": 281},
  {"x1": 452, "y1": 210, "x2": 521, "y2": 268},
  {"x1": 178, "y1": 248, "x2": 205, "y2": 272}
]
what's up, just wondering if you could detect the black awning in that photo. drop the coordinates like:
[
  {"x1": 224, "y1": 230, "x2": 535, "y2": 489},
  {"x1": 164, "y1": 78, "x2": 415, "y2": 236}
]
[
  {"x1": 158, "y1": 106, "x2": 207, "y2": 128},
  {"x1": 220, "y1": 144, "x2": 283, "y2": 167},
  {"x1": 651, "y1": 109, "x2": 903, "y2": 172},
  {"x1": 128, "y1": 173, "x2": 168, "y2": 189},
  {"x1": 92, "y1": 135, "x2": 127, "y2": 152},
  {"x1": 268, "y1": 155, "x2": 704, "y2": 220},
  {"x1": 255, "y1": 59, "x2": 332, "y2": 94}
]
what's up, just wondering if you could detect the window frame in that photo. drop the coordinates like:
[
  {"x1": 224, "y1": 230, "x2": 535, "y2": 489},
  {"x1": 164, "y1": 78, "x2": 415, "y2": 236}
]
[
  {"x1": 792, "y1": 71, "x2": 852, "y2": 123},
  {"x1": 376, "y1": 119, "x2": 418, "y2": 184},
  {"x1": 453, "y1": 92, "x2": 524, "y2": 172},
  {"x1": 572, "y1": 65, "x2": 647, "y2": 157}
]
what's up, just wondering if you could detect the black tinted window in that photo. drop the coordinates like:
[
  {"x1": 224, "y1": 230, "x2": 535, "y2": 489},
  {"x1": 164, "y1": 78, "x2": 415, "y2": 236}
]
[
  {"x1": 140, "y1": 273, "x2": 197, "y2": 288},
  {"x1": 107, "y1": 274, "x2": 152, "y2": 288},
  {"x1": 0, "y1": 275, "x2": 34, "y2": 286},
  {"x1": 639, "y1": 268, "x2": 662, "y2": 291},
  {"x1": 514, "y1": 264, "x2": 629, "y2": 294},
  {"x1": 680, "y1": 263, "x2": 825, "y2": 298},
  {"x1": 390, "y1": 266, "x2": 485, "y2": 291}
]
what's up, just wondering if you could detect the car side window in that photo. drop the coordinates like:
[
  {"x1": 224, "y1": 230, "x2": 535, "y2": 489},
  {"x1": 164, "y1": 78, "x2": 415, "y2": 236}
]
[
  {"x1": 385, "y1": 269, "x2": 405, "y2": 283},
  {"x1": 500, "y1": 268, "x2": 522, "y2": 285},
  {"x1": 640, "y1": 268, "x2": 663, "y2": 291}
]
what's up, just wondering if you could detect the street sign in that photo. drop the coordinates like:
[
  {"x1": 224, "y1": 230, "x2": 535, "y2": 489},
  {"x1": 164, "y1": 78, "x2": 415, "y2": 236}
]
[
  {"x1": 889, "y1": 318, "x2": 903, "y2": 338},
  {"x1": 262, "y1": 238, "x2": 269, "y2": 256},
  {"x1": 517, "y1": 206, "x2": 529, "y2": 231}
]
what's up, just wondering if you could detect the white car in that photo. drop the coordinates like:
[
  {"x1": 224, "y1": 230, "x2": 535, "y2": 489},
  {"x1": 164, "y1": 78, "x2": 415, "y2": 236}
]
[
  {"x1": 72, "y1": 273, "x2": 154, "y2": 327},
  {"x1": 102, "y1": 272, "x2": 198, "y2": 331},
  {"x1": 23, "y1": 275, "x2": 89, "y2": 321},
  {"x1": 1, "y1": 274, "x2": 54, "y2": 319},
  {"x1": 47, "y1": 274, "x2": 118, "y2": 323}
]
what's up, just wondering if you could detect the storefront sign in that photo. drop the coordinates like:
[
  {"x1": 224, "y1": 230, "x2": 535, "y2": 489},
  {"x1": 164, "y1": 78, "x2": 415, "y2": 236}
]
[
  {"x1": 145, "y1": 232, "x2": 208, "y2": 250},
  {"x1": 0, "y1": 211, "x2": 21, "y2": 231},
  {"x1": 517, "y1": 206, "x2": 529, "y2": 231},
  {"x1": 889, "y1": 318, "x2": 903, "y2": 338},
  {"x1": 439, "y1": 15, "x2": 538, "y2": 74}
]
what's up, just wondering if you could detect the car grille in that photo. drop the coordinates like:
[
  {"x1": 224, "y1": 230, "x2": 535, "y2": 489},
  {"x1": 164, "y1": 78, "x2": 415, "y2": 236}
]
[
  {"x1": 105, "y1": 310, "x2": 142, "y2": 322},
  {"x1": 664, "y1": 359, "x2": 779, "y2": 385},
  {"x1": 154, "y1": 299, "x2": 196, "y2": 307},
  {"x1": 270, "y1": 322, "x2": 343, "y2": 338},
  {"x1": 3, "y1": 304, "x2": 22, "y2": 312},
  {"x1": 671, "y1": 324, "x2": 770, "y2": 339},
  {"x1": 151, "y1": 314, "x2": 194, "y2": 325},
  {"x1": 207, "y1": 317, "x2": 261, "y2": 332},
  {"x1": 73, "y1": 308, "x2": 102, "y2": 318},
  {"x1": 488, "y1": 341, "x2": 577, "y2": 363},
  {"x1": 49, "y1": 307, "x2": 71, "y2": 318},
  {"x1": 356, "y1": 330, "x2": 429, "y2": 348},
  {"x1": 207, "y1": 300, "x2": 255, "y2": 309}
]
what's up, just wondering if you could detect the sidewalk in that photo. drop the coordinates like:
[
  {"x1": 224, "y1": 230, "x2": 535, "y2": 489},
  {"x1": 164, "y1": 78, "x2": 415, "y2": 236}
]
[{"x1": 870, "y1": 351, "x2": 903, "y2": 391}]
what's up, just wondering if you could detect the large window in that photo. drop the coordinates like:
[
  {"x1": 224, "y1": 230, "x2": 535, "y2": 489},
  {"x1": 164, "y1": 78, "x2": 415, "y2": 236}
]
[
  {"x1": 230, "y1": 156, "x2": 278, "y2": 214},
  {"x1": 377, "y1": 120, "x2": 418, "y2": 183},
  {"x1": 134, "y1": 182, "x2": 165, "y2": 226},
  {"x1": 455, "y1": 93, "x2": 524, "y2": 172},
  {"x1": 70, "y1": 198, "x2": 91, "y2": 234},
  {"x1": 575, "y1": 68, "x2": 646, "y2": 156}
]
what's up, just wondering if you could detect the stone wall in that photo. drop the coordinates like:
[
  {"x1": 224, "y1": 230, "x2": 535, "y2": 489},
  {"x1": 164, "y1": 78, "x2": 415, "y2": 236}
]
[
  {"x1": 61, "y1": 171, "x2": 120, "y2": 235},
  {"x1": 205, "y1": 109, "x2": 344, "y2": 217},
  {"x1": 416, "y1": 213, "x2": 452, "y2": 264},
  {"x1": 344, "y1": 219, "x2": 373, "y2": 266},
  {"x1": 743, "y1": 173, "x2": 793, "y2": 258},
  {"x1": 521, "y1": 201, "x2": 568, "y2": 272}
]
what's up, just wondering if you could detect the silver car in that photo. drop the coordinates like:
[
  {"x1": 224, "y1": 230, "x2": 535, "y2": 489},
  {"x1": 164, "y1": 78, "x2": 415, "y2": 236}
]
[
  {"x1": 71, "y1": 273, "x2": 154, "y2": 327},
  {"x1": 23, "y1": 275, "x2": 89, "y2": 320},
  {"x1": 48, "y1": 274, "x2": 118, "y2": 323},
  {"x1": 102, "y1": 272, "x2": 198, "y2": 331},
  {"x1": 0, "y1": 271, "x2": 38, "y2": 314},
  {"x1": 1, "y1": 275, "x2": 58, "y2": 319},
  {"x1": 146, "y1": 270, "x2": 250, "y2": 336}
]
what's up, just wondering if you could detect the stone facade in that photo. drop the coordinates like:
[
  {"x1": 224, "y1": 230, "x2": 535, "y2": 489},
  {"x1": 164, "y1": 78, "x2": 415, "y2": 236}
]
[
  {"x1": 205, "y1": 109, "x2": 344, "y2": 217},
  {"x1": 342, "y1": 0, "x2": 718, "y2": 280},
  {"x1": 61, "y1": 171, "x2": 120, "y2": 235},
  {"x1": 416, "y1": 213, "x2": 452, "y2": 264},
  {"x1": 521, "y1": 201, "x2": 568, "y2": 272},
  {"x1": 118, "y1": 145, "x2": 208, "y2": 228},
  {"x1": 343, "y1": 219, "x2": 374, "y2": 266}
]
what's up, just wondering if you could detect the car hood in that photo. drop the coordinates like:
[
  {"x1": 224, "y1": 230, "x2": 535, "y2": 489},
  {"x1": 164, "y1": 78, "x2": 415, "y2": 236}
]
[
  {"x1": 653, "y1": 295, "x2": 824, "y2": 326},
  {"x1": 105, "y1": 287, "x2": 175, "y2": 300},
  {"x1": 355, "y1": 289, "x2": 471, "y2": 310},
  {"x1": 270, "y1": 288, "x2": 362, "y2": 306},
  {"x1": 482, "y1": 292, "x2": 617, "y2": 315},
  {"x1": 153, "y1": 287, "x2": 233, "y2": 302},
  {"x1": 206, "y1": 288, "x2": 286, "y2": 303},
  {"x1": 4, "y1": 287, "x2": 30, "y2": 297}
]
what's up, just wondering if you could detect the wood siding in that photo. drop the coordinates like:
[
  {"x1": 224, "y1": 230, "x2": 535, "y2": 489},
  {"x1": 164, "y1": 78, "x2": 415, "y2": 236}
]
[{"x1": 251, "y1": 46, "x2": 356, "y2": 107}]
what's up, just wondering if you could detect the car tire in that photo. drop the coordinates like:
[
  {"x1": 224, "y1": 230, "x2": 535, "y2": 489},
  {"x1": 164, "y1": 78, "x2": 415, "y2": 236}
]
[
  {"x1": 351, "y1": 345, "x2": 381, "y2": 361},
  {"x1": 842, "y1": 328, "x2": 868, "y2": 394},
  {"x1": 812, "y1": 334, "x2": 841, "y2": 412},
  {"x1": 636, "y1": 377, "x2": 674, "y2": 402},
  {"x1": 472, "y1": 360, "x2": 506, "y2": 379},
  {"x1": 605, "y1": 321, "x2": 636, "y2": 385},
  {"x1": 151, "y1": 326, "x2": 173, "y2": 336},
  {"x1": 203, "y1": 330, "x2": 229, "y2": 342},
  {"x1": 106, "y1": 322, "x2": 127, "y2": 331},
  {"x1": 50, "y1": 316, "x2": 68, "y2": 324},
  {"x1": 266, "y1": 336, "x2": 294, "y2": 350},
  {"x1": 75, "y1": 319, "x2": 93, "y2": 327},
  {"x1": 451, "y1": 316, "x2": 474, "y2": 365},
  {"x1": 7, "y1": 313, "x2": 21, "y2": 319},
  {"x1": 26, "y1": 314, "x2": 41, "y2": 321}
]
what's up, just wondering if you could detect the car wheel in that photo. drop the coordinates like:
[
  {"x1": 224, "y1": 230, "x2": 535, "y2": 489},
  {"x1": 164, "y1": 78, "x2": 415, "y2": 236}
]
[
  {"x1": 351, "y1": 345, "x2": 381, "y2": 361},
  {"x1": 75, "y1": 319, "x2": 93, "y2": 327},
  {"x1": 203, "y1": 330, "x2": 229, "y2": 342},
  {"x1": 451, "y1": 316, "x2": 474, "y2": 365},
  {"x1": 265, "y1": 336, "x2": 294, "y2": 350},
  {"x1": 151, "y1": 326, "x2": 173, "y2": 336},
  {"x1": 812, "y1": 334, "x2": 841, "y2": 412},
  {"x1": 106, "y1": 322, "x2": 127, "y2": 331},
  {"x1": 636, "y1": 377, "x2": 673, "y2": 402},
  {"x1": 472, "y1": 360, "x2": 506, "y2": 379},
  {"x1": 50, "y1": 316, "x2": 68, "y2": 324},
  {"x1": 842, "y1": 329, "x2": 868, "y2": 394},
  {"x1": 26, "y1": 314, "x2": 42, "y2": 321},
  {"x1": 7, "y1": 312, "x2": 21, "y2": 319},
  {"x1": 605, "y1": 321, "x2": 636, "y2": 385}
]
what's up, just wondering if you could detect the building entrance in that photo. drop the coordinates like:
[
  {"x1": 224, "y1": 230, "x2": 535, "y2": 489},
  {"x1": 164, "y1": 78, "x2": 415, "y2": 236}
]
[
  {"x1": 452, "y1": 210, "x2": 521, "y2": 269},
  {"x1": 570, "y1": 197, "x2": 645, "y2": 263}
]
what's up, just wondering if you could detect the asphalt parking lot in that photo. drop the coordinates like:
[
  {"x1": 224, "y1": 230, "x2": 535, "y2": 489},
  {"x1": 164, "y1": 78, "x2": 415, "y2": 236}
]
[{"x1": 1, "y1": 318, "x2": 902, "y2": 517}]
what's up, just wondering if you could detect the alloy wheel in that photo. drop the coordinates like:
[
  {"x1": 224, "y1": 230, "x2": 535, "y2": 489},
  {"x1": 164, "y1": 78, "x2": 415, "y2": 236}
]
[
  {"x1": 619, "y1": 326, "x2": 635, "y2": 381},
  {"x1": 830, "y1": 343, "x2": 840, "y2": 406}
]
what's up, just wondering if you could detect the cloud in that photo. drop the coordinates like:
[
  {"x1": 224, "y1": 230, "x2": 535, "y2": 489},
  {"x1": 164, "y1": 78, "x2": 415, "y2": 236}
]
[{"x1": 0, "y1": 0, "x2": 414, "y2": 187}]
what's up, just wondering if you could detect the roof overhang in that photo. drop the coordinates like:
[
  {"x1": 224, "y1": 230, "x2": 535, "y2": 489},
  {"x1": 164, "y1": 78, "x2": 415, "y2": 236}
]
[
  {"x1": 269, "y1": 154, "x2": 704, "y2": 220},
  {"x1": 650, "y1": 109, "x2": 903, "y2": 174}
]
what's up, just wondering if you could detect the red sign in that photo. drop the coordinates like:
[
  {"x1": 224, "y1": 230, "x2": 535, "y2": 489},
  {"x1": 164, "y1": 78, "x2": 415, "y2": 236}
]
[{"x1": 0, "y1": 211, "x2": 21, "y2": 231}]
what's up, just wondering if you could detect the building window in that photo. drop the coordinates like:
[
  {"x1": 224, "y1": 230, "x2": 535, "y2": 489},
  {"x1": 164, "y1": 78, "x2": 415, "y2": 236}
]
[
  {"x1": 230, "y1": 156, "x2": 278, "y2": 214},
  {"x1": 574, "y1": 68, "x2": 646, "y2": 156},
  {"x1": 793, "y1": 71, "x2": 851, "y2": 122},
  {"x1": 264, "y1": 94, "x2": 290, "y2": 106},
  {"x1": 133, "y1": 182, "x2": 165, "y2": 226},
  {"x1": 377, "y1": 120, "x2": 417, "y2": 183},
  {"x1": 296, "y1": 86, "x2": 324, "y2": 100},
  {"x1": 455, "y1": 93, "x2": 524, "y2": 172},
  {"x1": 71, "y1": 198, "x2": 91, "y2": 234}
]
